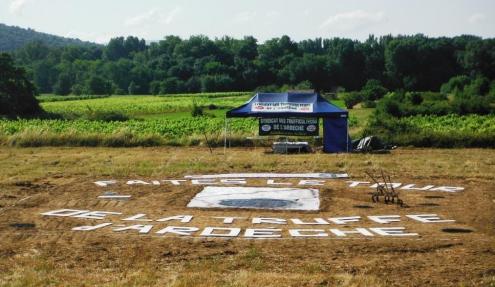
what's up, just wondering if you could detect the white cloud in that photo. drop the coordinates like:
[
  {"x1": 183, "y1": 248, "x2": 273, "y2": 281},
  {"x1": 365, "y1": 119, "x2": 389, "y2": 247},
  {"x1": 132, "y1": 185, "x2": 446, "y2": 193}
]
[
  {"x1": 125, "y1": 9, "x2": 158, "y2": 27},
  {"x1": 468, "y1": 13, "x2": 485, "y2": 24},
  {"x1": 64, "y1": 31, "x2": 115, "y2": 44},
  {"x1": 124, "y1": 6, "x2": 182, "y2": 27},
  {"x1": 265, "y1": 11, "x2": 280, "y2": 18},
  {"x1": 319, "y1": 10, "x2": 384, "y2": 31},
  {"x1": 64, "y1": 30, "x2": 78, "y2": 39},
  {"x1": 9, "y1": 0, "x2": 30, "y2": 15},
  {"x1": 233, "y1": 11, "x2": 257, "y2": 23},
  {"x1": 92, "y1": 33, "x2": 117, "y2": 44},
  {"x1": 165, "y1": 6, "x2": 181, "y2": 24}
]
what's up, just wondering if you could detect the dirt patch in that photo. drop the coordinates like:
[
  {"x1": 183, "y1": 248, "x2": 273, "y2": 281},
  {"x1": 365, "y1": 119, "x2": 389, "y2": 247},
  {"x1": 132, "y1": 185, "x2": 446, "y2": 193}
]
[
  {"x1": 9, "y1": 223, "x2": 36, "y2": 229},
  {"x1": 0, "y1": 147, "x2": 494, "y2": 286},
  {"x1": 417, "y1": 203, "x2": 441, "y2": 206},
  {"x1": 353, "y1": 205, "x2": 373, "y2": 209},
  {"x1": 442, "y1": 228, "x2": 474, "y2": 233},
  {"x1": 424, "y1": 195, "x2": 445, "y2": 199}
]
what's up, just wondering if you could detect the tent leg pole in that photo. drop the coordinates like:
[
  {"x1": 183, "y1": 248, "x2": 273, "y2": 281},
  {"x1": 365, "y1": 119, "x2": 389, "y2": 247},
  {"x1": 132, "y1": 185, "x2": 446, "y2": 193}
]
[
  {"x1": 224, "y1": 117, "x2": 227, "y2": 155},
  {"x1": 346, "y1": 119, "x2": 349, "y2": 153}
]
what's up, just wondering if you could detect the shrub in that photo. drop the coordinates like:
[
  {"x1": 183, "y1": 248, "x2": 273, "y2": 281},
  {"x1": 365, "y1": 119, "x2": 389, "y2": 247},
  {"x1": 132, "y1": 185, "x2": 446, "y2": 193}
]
[
  {"x1": 452, "y1": 96, "x2": 492, "y2": 115},
  {"x1": 440, "y1": 75, "x2": 471, "y2": 94},
  {"x1": 361, "y1": 79, "x2": 388, "y2": 101},
  {"x1": 191, "y1": 101, "x2": 204, "y2": 117},
  {"x1": 463, "y1": 76, "x2": 490, "y2": 96},
  {"x1": 414, "y1": 101, "x2": 451, "y2": 116},
  {"x1": 406, "y1": 92, "x2": 423, "y2": 105},
  {"x1": 254, "y1": 85, "x2": 280, "y2": 93},
  {"x1": 421, "y1": 92, "x2": 448, "y2": 101},
  {"x1": 294, "y1": 80, "x2": 313, "y2": 90},
  {"x1": 362, "y1": 100, "x2": 376, "y2": 108},
  {"x1": 342, "y1": 92, "x2": 363, "y2": 109},
  {"x1": 381, "y1": 98, "x2": 402, "y2": 117}
]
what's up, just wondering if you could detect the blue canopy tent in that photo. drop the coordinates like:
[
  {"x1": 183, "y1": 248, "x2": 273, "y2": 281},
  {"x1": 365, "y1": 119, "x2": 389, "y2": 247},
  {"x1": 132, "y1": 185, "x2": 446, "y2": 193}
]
[{"x1": 226, "y1": 92, "x2": 351, "y2": 153}]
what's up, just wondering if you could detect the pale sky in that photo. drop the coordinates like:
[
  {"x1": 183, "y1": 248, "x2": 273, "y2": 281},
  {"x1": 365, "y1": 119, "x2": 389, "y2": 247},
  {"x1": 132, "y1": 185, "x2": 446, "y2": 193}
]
[{"x1": 1, "y1": 0, "x2": 494, "y2": 44}]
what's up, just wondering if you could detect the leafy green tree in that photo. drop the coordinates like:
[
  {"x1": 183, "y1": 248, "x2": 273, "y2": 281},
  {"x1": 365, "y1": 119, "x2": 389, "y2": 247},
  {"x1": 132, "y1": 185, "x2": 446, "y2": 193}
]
[
  {"x1": 7, "y1": 33, "x2": 495, "y2": 96},
  {"x1": 53, "y1": 73, "x2": 73, "y2": 95},
  {"x1": 32, "y1": 60, "x2": 58, "y2": 93},
  {"x1": 14, "y1": 41, "x2": 50, "y2": 64},
  {"x1": 159, "y1": 77, "x2": 182, "y2": 94},
  {"x1": 463, "y1": 39, "x2": 495, "y2": 79},
  {"x1": 123, "y1": 36, "x2": 146, "y2": 57},
  {"x1": 185, "y1": 77, "x2": 201, "y2": 93},
  {"x1": 149, "y1": 81, "x2": 161, "y2": 95},
  {"x1": 327, "y1": 38, "x2": 366, "y2": 91},
  {"x1": 86, "y1": 75, "x2": 112, "y2": 95},
  {"x1": 104, "y1": 59, "x2": 133, "y2": 92},
  {"x1": 489, "y1": 81, "x2": 495, "y2": 100},
  {"x1": 385, "y1": 35, "x2": 459, "y2": 91},
  {"x1": 200, "y1": 74, "x2": 234, "y2": 92},
  {"x1": 236, "y1": 36, "x2": 258, "y2": 60},
  {"x1": 361, "y1": 35, "x2": 386, "y2": 83},
  {"x1": 128, "y1": 81, "x2": 139, "y2": 95},
  {"x1": 104, "y1": 37, "x2": 127, "y2": 61},
  {"x1": 285, "y1": 54, "x2": 328, "y2": 92},
  {"x1": 0, "y1": 53, "x2": 41, "y2": 116},
  {"x1": 71, "y1": 83, "x2": 85, "y2": 95}
]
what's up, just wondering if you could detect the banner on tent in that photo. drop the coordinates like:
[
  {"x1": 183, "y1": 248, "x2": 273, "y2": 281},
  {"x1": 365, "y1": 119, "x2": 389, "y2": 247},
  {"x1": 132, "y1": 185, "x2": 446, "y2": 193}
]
[
  {"x1": 259, "y1": 117, "x2": 319, "y2": 136},
  {"x1": 252, "y1": 102, "x2": 313, "y2": 113}
]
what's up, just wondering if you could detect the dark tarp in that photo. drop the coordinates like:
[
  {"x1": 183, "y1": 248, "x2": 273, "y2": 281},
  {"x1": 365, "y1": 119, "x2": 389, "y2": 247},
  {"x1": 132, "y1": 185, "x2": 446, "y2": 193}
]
[{"x1": 226, "y1": 92, "x2": 350, "y2": 153}]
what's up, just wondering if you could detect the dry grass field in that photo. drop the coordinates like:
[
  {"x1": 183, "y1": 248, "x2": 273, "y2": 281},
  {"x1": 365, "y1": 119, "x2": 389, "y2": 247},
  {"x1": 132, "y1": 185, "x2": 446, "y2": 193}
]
[{"x1": 0, "y1": 146, "x2": 494, "y2": 286}]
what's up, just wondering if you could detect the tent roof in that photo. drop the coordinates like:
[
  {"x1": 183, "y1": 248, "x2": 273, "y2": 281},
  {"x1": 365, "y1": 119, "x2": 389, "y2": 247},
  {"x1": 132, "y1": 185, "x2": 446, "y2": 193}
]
[{"x1": 226, "y1": 92, "x2": 348, "y2": 118}]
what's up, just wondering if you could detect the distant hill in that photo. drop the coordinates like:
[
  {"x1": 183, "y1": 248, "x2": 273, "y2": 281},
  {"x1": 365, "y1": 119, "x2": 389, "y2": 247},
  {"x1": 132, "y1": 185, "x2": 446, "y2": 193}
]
[{"x1": 0, "y1": 23, "x2": 99, "y2": 52}]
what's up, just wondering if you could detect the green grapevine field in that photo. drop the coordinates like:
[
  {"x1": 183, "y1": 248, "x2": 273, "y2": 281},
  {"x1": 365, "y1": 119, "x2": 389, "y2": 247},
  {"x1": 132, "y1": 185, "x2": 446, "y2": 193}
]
[
  {"x1": 0, "y1": 118, "x2": 257, "y2": 138},
  {"x1": 40, "y1": 93, "x2": 252, "y2": 118},
  {"x1": 1, "y1": 92, "x2": 494, "y2": 147},
  {"x1": 0, "y1": 93, "x2": 259, "y2": 146},
  {"x1": 370, "y1": 114, "x2": 495, "y2": 147},
  {"x1": 397, "y1": 114, "x2": 495, "y2": 133}
]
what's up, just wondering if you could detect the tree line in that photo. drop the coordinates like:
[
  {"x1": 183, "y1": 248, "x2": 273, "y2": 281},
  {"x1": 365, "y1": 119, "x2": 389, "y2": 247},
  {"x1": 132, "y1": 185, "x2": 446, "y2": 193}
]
[{"x1": 10, "y1": 34, "x2": 495, "y2": 96}]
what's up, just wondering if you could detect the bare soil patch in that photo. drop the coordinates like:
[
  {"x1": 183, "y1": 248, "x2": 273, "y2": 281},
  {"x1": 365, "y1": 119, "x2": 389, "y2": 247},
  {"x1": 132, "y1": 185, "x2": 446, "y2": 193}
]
[{"x1": 0, "y1": 147, "x2": 494, "y2": 286}]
